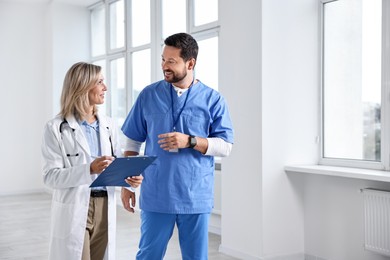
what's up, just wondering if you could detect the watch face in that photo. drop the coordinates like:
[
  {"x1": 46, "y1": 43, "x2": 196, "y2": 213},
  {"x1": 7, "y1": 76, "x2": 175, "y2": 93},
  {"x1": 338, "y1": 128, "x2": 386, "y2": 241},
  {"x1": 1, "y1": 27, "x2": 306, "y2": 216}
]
[{"x1": 190, "y1": 136, "x2": 197, "y2": 147}]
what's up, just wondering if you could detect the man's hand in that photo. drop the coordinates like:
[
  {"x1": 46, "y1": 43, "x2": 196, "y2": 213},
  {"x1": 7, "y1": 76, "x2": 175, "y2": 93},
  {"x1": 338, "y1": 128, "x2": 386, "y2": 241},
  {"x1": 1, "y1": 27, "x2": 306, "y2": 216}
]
[
  {"x1": 158, "y1": 132, "x2": 190, "y2": 150},
  {"x1": 125, "y1": 175, "x2": 143, "y2": 188},
  {"x1": 121, "y1": 187, "x2": 136, "y2": 213},
  {"x1": 158, "y1": 132, "x2": 208, "y2": 154}
]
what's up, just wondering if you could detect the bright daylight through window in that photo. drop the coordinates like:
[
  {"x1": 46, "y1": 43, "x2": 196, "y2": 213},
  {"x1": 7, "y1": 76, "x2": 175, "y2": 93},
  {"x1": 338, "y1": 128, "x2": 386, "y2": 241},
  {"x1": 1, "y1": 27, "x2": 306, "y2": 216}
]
[{"x1": 321, "y1": 0, "x2": 390, "y2": 170}]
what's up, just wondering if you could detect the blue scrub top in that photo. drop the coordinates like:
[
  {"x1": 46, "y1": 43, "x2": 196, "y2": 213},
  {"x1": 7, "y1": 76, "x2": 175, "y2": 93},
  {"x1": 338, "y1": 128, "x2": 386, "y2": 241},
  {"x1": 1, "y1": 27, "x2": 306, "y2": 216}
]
[{"x1": 122, "y1": 80, "x2": 234, "y2": 214}]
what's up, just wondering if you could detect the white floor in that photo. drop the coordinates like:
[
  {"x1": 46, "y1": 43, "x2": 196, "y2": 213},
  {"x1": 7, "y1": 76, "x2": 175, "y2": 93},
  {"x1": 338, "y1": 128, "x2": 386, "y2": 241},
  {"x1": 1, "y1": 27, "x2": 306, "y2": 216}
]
[{"x1": 0, "y1": 192, "x2": 238, "y2": 260}]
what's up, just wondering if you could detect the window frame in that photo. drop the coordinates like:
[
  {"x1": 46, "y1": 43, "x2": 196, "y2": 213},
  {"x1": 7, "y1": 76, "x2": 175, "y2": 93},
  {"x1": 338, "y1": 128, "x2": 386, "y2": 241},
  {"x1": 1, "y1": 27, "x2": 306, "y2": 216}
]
[
  {"x1": 108, "y1": 0, "x2": 126, "y2": 53},
  {"x1": 189, "y1": 0, "x2": 219, "y2": 34},
  {"x1": 89, "y1": 0, "x2": 220, "y2": 118},
  {"x1": 319, "y1": 0, "x2": 390, "y2": 171}
]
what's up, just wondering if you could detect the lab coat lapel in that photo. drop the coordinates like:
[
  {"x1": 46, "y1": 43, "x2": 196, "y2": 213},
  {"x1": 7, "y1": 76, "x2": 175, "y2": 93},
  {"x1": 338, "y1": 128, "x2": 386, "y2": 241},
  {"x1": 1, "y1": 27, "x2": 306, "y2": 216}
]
[
  {"x1": 97, "y1": 115, "x2": 112, "y2": 156},
  {"x1": 65, "y1": 116, "x2": 91, "y2": 156}
]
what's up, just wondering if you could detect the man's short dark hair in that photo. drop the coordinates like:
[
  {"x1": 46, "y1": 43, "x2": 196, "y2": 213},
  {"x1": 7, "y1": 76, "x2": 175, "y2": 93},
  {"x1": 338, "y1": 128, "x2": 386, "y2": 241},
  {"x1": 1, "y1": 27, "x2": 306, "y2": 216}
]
[{"x1": 164, "y1": 32, "x2": 198, "y2": 62}]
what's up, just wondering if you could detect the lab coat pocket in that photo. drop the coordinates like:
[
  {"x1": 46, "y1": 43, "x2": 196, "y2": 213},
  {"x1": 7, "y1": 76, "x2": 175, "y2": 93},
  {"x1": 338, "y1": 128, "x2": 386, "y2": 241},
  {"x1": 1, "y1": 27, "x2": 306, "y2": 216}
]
[{"x1": 51, "y1": 201, "x2": 80, "y2": 239}]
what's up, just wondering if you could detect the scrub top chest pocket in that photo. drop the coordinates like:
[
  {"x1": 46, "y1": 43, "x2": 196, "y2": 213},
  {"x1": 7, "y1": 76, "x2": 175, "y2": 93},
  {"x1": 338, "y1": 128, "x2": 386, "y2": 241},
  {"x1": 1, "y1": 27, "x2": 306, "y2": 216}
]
[{"x1": 181, "y1": 112, "x2": 210, "y2": 136}]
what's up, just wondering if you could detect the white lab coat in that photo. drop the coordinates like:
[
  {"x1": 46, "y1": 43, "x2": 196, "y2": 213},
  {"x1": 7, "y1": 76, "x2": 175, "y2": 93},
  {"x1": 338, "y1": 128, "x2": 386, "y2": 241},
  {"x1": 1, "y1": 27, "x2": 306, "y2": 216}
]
[{"x1": 41, "y1": 114, "x2": 121, "y2": 260}]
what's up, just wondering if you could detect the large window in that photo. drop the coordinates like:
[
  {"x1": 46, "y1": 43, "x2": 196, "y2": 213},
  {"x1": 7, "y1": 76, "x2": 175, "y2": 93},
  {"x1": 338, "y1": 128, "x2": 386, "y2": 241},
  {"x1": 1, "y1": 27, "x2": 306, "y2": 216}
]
[
  {"x1": 321, "y1": 0, "x2": 390, "y2": 170},
  {"x1": 89, "y1": 0, "x2": 220, "y2": 134}
]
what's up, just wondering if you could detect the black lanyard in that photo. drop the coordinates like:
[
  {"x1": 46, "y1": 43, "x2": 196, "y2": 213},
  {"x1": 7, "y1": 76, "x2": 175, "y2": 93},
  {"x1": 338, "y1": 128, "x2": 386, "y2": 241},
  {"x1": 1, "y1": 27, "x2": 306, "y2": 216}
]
[{"x1": 170, "y1": 79, "x2": 194, "y2": 131}]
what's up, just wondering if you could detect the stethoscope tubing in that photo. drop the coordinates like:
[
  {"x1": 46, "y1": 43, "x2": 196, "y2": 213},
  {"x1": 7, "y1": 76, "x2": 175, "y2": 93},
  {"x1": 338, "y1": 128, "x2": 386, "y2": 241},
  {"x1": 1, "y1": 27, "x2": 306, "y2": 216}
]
[{"x1": 59, "y1": 119, "x2": 115, "y2": 159}]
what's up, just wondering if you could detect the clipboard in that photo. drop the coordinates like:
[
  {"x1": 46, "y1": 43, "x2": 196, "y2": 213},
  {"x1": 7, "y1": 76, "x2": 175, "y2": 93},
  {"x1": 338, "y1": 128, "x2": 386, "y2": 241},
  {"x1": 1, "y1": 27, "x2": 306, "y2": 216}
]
[{"x1": 90, "y1": 156, "x2": 157, "y2": 188}]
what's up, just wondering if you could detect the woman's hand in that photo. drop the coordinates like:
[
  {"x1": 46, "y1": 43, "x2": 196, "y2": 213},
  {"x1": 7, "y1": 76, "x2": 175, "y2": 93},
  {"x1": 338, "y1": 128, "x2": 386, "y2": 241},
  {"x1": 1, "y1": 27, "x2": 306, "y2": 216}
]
[{"x1": 90, "y1": 156, "x2": 115, "y2": 174}]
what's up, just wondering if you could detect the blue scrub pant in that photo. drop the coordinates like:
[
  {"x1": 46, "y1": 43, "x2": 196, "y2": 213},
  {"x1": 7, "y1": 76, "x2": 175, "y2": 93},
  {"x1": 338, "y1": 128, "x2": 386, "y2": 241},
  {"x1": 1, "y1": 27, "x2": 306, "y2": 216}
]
[{"x1": 136, "y1": 211, "x2": 210, "y2": 260}]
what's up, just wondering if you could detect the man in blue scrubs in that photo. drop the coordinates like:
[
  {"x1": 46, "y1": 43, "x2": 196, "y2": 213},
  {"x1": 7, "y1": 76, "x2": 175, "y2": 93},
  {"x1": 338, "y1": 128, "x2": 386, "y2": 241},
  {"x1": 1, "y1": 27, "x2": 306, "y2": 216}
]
[{"x1": 121, "y1": 32, "x2": 234, "y2": 260}]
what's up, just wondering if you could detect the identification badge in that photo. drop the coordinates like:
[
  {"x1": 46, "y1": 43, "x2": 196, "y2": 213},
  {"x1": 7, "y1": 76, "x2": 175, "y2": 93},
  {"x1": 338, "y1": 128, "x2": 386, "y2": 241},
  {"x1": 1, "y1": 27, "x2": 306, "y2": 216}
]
[{"x1": 169, "y1": 148, "x2": 179, "y2": 153}]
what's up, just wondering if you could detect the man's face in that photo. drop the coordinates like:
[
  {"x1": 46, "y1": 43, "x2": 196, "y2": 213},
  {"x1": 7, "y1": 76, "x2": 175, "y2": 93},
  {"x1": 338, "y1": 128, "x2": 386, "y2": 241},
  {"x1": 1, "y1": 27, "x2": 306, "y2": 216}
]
[{"x1": 161, "y1": 45, "x2": 188, "y2": 84}]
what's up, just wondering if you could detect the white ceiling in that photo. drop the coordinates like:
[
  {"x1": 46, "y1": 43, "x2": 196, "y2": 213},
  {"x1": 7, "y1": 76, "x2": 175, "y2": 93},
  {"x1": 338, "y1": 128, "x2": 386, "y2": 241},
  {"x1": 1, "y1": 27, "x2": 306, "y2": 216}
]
[
  {"x1": 0, "y1": 0, "x2": 100, "y2": 7},
  {"x1": 54, "y1": 0, "x2": 100, "y2": 7}
]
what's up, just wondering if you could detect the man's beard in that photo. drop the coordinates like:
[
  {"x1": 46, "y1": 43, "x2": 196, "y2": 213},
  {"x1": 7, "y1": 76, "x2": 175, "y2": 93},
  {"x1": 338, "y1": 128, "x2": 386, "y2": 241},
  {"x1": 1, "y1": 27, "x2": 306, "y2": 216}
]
[{"x1": 164, "y1": 69, "x2": 187, "y2": 83}]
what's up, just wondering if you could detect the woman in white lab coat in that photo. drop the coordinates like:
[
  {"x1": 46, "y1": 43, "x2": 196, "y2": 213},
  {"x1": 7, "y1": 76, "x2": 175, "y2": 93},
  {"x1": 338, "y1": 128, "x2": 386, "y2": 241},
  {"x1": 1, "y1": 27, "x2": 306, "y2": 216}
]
[{"x1": 41, "y1": 62, "x2": 142, "y2": 260}]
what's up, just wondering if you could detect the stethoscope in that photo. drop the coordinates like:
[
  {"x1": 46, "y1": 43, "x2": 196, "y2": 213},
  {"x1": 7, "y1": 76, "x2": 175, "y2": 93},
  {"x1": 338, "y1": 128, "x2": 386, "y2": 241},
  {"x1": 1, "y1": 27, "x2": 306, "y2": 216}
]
[{"x1": 59, "y1": 119, "x2": 115, "y2": 158}]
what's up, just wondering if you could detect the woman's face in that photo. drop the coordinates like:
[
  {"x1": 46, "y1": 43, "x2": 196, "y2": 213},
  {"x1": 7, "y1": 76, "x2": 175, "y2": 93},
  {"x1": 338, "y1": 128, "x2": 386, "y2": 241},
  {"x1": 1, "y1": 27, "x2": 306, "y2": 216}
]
[{"x1": 88, "y1": 73, "x2": 107, "y2": 106}]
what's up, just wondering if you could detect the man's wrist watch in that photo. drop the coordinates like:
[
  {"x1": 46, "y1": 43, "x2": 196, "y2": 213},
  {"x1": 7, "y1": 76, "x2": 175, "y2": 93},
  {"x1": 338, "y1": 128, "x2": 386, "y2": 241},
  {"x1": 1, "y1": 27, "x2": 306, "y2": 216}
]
[{"x1": 189, "y1": 135, "x2": 197, "y2": 148}]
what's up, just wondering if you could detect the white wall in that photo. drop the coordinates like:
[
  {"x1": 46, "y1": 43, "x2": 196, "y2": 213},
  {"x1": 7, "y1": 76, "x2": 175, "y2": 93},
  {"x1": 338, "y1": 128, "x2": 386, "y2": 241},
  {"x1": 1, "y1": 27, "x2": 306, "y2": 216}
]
[
  {"x1": 219, "y1": 0, "x2": 263, "y2": 258},
  {"x1": 0, "y1": 2, "x2": 48, "y2": 194},
  {"x1": 0, "y1": 1, "x2": 89, "y2": 195},
  {"x1": 220, "y1": 0, "x2": 317, "y2": 259},
  {"x1": 47, "y1": 2, "x2": 90, "y2": 115},
  {"x1": 303, "y1": 175, "x2": 390, "y2": 260},
  {"x1": 262, "y1": 0, "x2": 319, "y2": 257}
]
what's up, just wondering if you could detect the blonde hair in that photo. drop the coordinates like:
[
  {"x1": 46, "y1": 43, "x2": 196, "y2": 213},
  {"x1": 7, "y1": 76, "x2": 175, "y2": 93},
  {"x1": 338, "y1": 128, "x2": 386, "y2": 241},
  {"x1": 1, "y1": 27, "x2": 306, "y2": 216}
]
[{"x1": 59, "y1": 62, "x2": 102, "y2": 121}]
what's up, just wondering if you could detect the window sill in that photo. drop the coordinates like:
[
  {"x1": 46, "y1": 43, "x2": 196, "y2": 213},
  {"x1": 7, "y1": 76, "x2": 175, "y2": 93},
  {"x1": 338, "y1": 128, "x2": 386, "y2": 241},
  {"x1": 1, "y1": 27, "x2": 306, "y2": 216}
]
[{"x1": 285, "y1": 165, "x2": 390, "y2": 183}]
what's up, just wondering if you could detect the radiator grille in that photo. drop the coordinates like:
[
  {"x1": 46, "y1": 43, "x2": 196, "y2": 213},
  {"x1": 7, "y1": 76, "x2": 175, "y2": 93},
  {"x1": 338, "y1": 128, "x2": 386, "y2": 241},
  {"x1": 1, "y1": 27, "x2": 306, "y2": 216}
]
[{"x1": 363, "y1": 188, "x2": 390, "y2": 256}]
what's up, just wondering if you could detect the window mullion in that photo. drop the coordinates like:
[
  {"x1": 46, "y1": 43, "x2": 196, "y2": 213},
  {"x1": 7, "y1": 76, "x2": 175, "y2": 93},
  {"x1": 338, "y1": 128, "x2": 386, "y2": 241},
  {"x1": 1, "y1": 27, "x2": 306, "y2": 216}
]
[
  {"x1": 105, "y1": 1, "x2": 110, "y2": 59},
  {"x1": 382, "y1": 0, "x2": 390, "y2": 170},
  {"x1": 103, "y1": 1, "x2": 112, "y2": 117},
  {"x1": 125, "y1": 0, "x2": 133, "y2": 113},
  {"x1": 187, "y1": 0, "x2": 192, "y2": 33},
  {"x1": 151, "y1": 0, "x2": 161, "y2": 83}
]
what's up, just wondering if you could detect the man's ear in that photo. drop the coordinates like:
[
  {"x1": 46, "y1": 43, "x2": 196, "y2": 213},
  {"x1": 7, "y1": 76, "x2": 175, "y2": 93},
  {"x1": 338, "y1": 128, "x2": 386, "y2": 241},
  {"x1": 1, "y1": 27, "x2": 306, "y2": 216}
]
[{"x1": 187, "y1": 58, "x2": 196, "y2": 70}]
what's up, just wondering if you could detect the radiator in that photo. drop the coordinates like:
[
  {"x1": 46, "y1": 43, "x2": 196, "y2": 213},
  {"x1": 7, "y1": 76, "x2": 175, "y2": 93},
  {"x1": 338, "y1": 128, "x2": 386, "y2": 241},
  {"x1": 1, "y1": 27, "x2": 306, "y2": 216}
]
[{"x1": 363, "y1": 188, "x2": 390, "y2": 256}]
